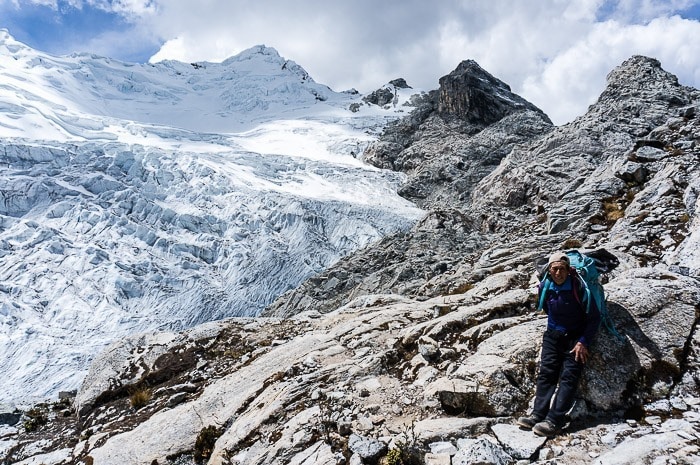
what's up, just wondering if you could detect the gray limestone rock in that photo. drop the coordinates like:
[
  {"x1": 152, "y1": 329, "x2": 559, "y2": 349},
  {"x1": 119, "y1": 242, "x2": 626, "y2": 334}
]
[
  {"x1": 453, "y1": 437, "x2": 513, "y2": 465},
  {"x1": 615, "y1": 160, "x2": 649, "y2": 183},
  {"x1": 581, "y1": 268, "x2": 700, "y2": 411},
  {"x1": 287, "y1": 441, "x2": 337, "y2": 465},
  {"x1": 634, "y1": 145, "x2": 668, "y2": 162},
  {"x1": 592, "y1": 425, "x2": 696, "y2": 465},
  {"x1": 413, "y1": 417, "x2": 503, "y2": 445},
  {"x1": 428, "y1": 441, "x2": 458, "y2": 455},
  {"x1": 424, "y1": 453, "x2": 452, "y2": 465},
  {"x1": 452, "y1": 320, "x2": 544, "y2": 416},
  {"x1": 0, "y1": 403, "x2": 20, "y2": 426},
  {"x1": 490, "y1": 423, "x2": 547, "y2": 460},
  {"x1": 347, "y1": 434, "x2": 387, "y2": 461}
]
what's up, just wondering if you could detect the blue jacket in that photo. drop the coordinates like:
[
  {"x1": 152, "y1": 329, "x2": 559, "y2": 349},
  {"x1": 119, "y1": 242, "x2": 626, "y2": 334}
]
[{"x1": 538, "y1": 273, "x2": 600, "y2": 347}]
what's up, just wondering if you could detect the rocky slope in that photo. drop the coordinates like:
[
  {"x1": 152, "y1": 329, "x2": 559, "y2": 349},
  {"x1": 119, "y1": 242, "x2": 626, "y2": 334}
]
[{"x1": 2, "y1": 56, "x2": 700, "y2": 465}]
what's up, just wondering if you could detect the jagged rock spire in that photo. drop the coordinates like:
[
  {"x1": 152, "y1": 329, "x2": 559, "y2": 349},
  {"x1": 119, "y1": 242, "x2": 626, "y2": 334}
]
[{"x1": 438, "y1": 59, "x2": 549, "y2": 124}]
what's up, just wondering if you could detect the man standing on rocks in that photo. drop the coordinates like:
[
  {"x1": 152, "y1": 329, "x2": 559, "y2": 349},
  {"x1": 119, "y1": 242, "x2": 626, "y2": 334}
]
[{"x1": 517, "y1": 252, "x2": 601, "y2": 437}]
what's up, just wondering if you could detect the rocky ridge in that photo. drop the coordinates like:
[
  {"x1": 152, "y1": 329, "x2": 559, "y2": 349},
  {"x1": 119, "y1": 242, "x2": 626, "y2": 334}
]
[{"x1": 2, "y1": 56, "x2": 700, "y2": 465}]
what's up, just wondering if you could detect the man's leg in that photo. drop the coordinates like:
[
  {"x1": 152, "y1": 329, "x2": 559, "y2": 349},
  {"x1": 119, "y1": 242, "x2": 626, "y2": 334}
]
[
  {"x1": 545, "y1": 341, "x2": 584, "y2": 427},
  {"x1": 531, "y1": 330, "x2": 564, "y2": 420}
]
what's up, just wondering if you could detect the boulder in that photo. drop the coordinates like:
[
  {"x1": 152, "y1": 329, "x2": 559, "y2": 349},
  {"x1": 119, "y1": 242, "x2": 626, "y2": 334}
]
[
  {"x1": 287, "y1": 441, "x2": 337, "y2": 465},
  {"x1": 0, "y1": 403, "x2": 20, "y2": 426},
  {"x1": 582, "y1": 268, "x2": 700, "y2": 410},
  {"x1": 490, "y1": 423, "x2": 547, "y2": 460},
  {"x1": 347, "y1": 434, "x2": 387, "y2": 462},
  {"x1": 452, "y1": 320, "x2": 544, "y2": 416},
  {"x1": 453, "y1": 437, "x2": 512, "y2": 465},
  {"x1": 413, "y1": 417, "x2": 503, "y2": 445},
  {"x1": 424, "y1": 453, "x2": 452, "y2": 465},
  {"x1": 593, "y1": 426, "x2": 695, "y2": 464}
]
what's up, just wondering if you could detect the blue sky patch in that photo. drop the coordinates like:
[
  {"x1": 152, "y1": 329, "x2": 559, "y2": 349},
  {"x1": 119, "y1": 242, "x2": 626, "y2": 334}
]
[{"x1": 0, "y1": 1, "x2": 158, "y2": 62}]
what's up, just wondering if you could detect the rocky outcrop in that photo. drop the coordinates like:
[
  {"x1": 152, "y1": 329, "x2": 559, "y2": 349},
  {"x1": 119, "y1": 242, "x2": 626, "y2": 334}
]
[
  {"x1": 362, "y1": 61, "x2": 553, "y2": 209},
  {"x1": 4, "y1": 56, "x2": 700, "y2": 465},
  {"x1": 362, "y1": 79, "x2": 414, "y2": 107},
  {"x1": 266, "y1": 56, "x2": 699, "y2": 321},
  {"x1": 472, "y1": 56, "x2": 698, "y2": 239},
  {"x1": 258, "y1": 56, "x2": 699, "y2": 464},
  {"x1": 437, "y1": 60, "x2": 548, "y2": 125}
]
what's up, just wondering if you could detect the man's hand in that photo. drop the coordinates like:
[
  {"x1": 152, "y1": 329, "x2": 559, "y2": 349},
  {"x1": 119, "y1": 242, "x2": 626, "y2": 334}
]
[{"x1": 571, "y1": 342, "x2": 589, "y2": 364}]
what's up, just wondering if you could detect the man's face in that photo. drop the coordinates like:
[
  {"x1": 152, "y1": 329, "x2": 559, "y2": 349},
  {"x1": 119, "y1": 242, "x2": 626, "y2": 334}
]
[{"x1": 549, "y1": 261, "x2": 569, "y2": 285}]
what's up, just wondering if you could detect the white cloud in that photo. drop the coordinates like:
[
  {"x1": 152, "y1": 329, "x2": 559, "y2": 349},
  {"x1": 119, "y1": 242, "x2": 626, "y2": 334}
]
[
  {"x1": 78, "y1": 24, "x2": 159, "y2": 61},
  {"x1": 101, "y1": 0, "x2": 157, "y2": 17},
  {"x1": 521, "y1": 15, "x2": 700, "y2": 124},
  {"x1": 10, "y1": 0, "x2": 57, "y2": 7},
  {"x1": 149, "y1": 36, "x2": 186, "y2": 62},
  {"x1": 13, "y1": 0, "x2": 157, "y2": 15},
  {"x1": 134, "y1": 1, "x2": 692, "y2": 123},
  {"x1": 10, "y1": 0, "x2": 699, "y2": 125},
  {"x1": 604, "y1": 0, "x2": 698, "y2": 21}
]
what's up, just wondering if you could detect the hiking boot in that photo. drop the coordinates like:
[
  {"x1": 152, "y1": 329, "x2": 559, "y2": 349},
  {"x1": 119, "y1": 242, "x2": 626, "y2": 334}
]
[
  {"x1": 516, "y1": 414, "x2": 542, "y2": 430},
  {"x1": 533, "y1": 420, "x2": 560, "y2": 437}
]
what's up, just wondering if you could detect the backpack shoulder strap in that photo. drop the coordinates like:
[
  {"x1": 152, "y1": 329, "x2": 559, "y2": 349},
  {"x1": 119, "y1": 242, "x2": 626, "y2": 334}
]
[
  {"x1": 537, "y1": 274, "x2": 552, "y2": 312},
  {"x1": 570, "y1": 269, "x2": 592, "y2": 313}
]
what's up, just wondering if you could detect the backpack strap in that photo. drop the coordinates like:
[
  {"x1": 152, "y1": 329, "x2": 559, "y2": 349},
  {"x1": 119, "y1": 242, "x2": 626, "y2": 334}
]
[
  {"x1": 569, "y1": 268, "x2": 591, "y2": 314},
  {"x1": 571, "y1": 270, "x2": 581, "y2": 305},
  {"x1": 537, "y1": 273, "x2": 552, "y2": 312}
]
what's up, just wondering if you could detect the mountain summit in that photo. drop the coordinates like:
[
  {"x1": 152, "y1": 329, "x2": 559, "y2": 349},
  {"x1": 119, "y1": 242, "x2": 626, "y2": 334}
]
[
  {"x1": 437, "y1": 59, "x2": 549, "y2": 125},
  {"x1": 0, "y1": 31, "x2": 349, "y2": 137}
]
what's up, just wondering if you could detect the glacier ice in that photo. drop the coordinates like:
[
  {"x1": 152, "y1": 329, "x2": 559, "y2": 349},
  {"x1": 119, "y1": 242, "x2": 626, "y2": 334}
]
[{"x1": 0, "y1": 32, "x2": 424, "y2": 403}]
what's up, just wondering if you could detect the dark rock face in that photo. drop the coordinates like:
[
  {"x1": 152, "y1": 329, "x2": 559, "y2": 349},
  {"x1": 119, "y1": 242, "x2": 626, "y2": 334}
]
[
  {"x1": 0, "y1": 406, "x2": 20, "y2": 426},
  {"x1": 362, "y1": 87, "x2": 396, "y2": 107},
  {"x1": 437, "y1": 59, "x2": 547, "y2": 124},
  {"x1": 360, "y1": 90, "x2": 439, "y2": 171},
  {"x1": 389, "y1": 78, "x2": 411, "y2": 89},
  {"x1": 362, "y1": 79, "x2": 413, "y2": 107},
  {"x1": 363, "y1": 61, "x2": 553, "y2": 209}
]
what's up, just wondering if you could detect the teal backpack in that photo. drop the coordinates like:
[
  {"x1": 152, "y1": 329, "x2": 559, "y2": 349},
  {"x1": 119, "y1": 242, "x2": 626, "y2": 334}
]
[{"x1": 538, "y1": 249, "x2": 622, "y2": 341}]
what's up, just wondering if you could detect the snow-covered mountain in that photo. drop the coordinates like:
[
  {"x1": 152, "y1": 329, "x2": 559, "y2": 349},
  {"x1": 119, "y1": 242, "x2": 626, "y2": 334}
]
[{"x1": 0, "y1": 30, "x2": 424, "y2": 404}]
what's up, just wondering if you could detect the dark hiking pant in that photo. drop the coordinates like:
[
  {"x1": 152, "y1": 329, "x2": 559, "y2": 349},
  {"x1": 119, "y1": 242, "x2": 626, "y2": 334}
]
[{"x1": 532, "y1": 328, "x2": 585, "y2": 427}]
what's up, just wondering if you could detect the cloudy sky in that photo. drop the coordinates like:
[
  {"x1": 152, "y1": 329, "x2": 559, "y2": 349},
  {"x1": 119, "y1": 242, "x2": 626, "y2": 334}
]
[{"x1": 2, "y1": 0, "x2": 700, "y2": 125}]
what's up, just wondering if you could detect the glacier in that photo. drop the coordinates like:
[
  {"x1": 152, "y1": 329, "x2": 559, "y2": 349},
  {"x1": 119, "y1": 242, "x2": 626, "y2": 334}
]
[{"x1": 0, "y1": 30, "x2": 424, "y2": 404}]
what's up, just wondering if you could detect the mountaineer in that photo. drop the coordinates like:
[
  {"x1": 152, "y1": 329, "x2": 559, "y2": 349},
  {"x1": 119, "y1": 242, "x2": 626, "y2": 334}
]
[{"x1": 517, "y1": 251, "x2": 601, "y2": 437}]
